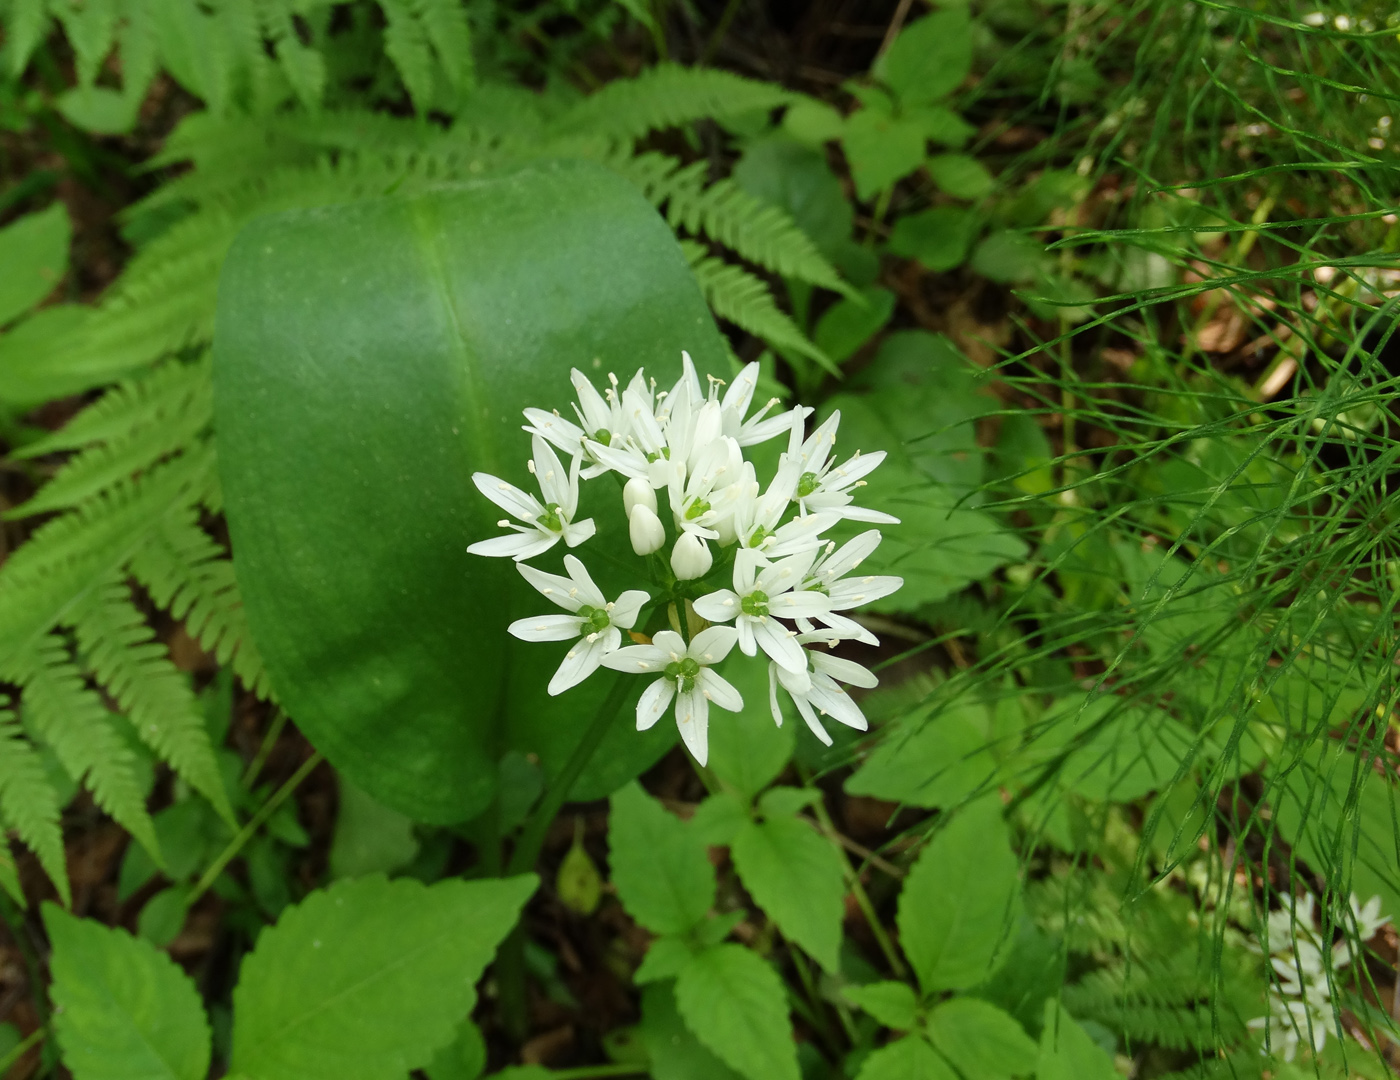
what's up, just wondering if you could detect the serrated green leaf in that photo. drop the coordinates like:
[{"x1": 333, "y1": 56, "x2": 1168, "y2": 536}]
[
  {"x1": 640, "y1": 981, "x2": 743, "y2": 1080},
  {"x1": 814, "y1": 286, "x2": 895, "y2": 365},
  {"x1": 897, "y1": 799, "x2": 1021, "y2": 994},
  {"x1": 44, "y1": 903, "x2": 211, "y2": 1080},
  {"x1": 874, "y1": 9, "x2": 974, "y2": 105},
  {"x1": 731, "y1": 814, "x2": 845, "y2": 972},
  {"x1": 843, "y1": 981, "x2": 919, "y2": 1030},
  {"x1": 636, "y1": 935, "x2": 696, "y2": 984},
  {"x1": 1036, "y1": 1000, "x2": 1119, "y2": 1080},
  {"x1": 926, "y1": 154, "x2": 994, "y2": 200},
  {"x1": 845, "y1": 702, "x2": 998, "y2": 808},
  {"x1": 329, "y1": 775, "x2": 420, "y2": 879},
  {"x1": 758, "y1": 786, "x2": 821, "y2": 819},
  {"x1": 855, "y1": 1036, "x2": 957, "y2": 1080},
  {"x1": 691, "y1": 791, "x2": 750, "y2": 846},
  {"x1": 842, "y1": 108, "x2": 927, "y2": 201},
  {"x1": 675, "y1": 944, "x2": 799, "y2": 1080},
  {"x1": 425, "y1": 1018, "x2": 486, "y2": 1080},
  {"x1": 230, "y1": 873, "x2": 536, "y2": 1080},
  {"x1": 136, "y1": 885, "x2": 190, "y2": 948},
  {"x1": 925, "y1": 997, "x2": 1037, "y2": 1079},
  {"x1": 0, "y1": 204, "x2": 69, "y2": 328},
  {"x1": 609, "y1": 782, "x2": 715, "y2": 935},
  {"x1": 888, "y1": 207, "x2": 979, "y2": 272}
]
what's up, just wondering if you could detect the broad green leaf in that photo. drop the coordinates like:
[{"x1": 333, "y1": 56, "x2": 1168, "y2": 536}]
[
  {"x1": 56, "y1": 85, "x2": 139, "y2": 134},
  {"x1": 329, "y1": 775, "x2": 421, "y2": 879},
  {"x1": 731, "y1": 814, "x2": 845, "y2": 972},
  {"x1": 230, "y1": 873, "x2": 536, "y2": 1080},
  {"x1": 675, "y1": 944, "x2": 800, "y2": 1080},
  {"x1": 425, "y1": 1018, "x2": 486, "y2": 1080},
  {"x1": 974, "y1": 921, "x2": 1066, "y2": 1037},
  {"x1": 970, "y1": 231, "x2": 1047, "y2": 284},
  {"x1": 636, "y1": 935, "x2": 696, "y2": 984},
  {"x1": 640, "y1": 982, "x2": 744, "y2": 1080},
  {"x1": 889, "y1": 207, "x2": 978, "y2": 272},
  {"x1": 897, "y1": 799, "x2": 1021, "y2": 994},
  {"x1": 855, "y1": 1036, "x2": 957, "y2": 1080},
  {"x1": 214, "y1": 162, "x2": 727, "y2": 822},
  {"x1": 873, "y1": 9, "x2": 974, "y2": 105},
  {"x1": 690, "y1": 790, "x2": 750, "y2": 846},
  {"x1": 734, "y1": 136, "x2": 853, "y2": 259},
  {"x1": 1036, "y1": 1000, "x2": 1118, "y2": 1080},
  {"x1": 757, "y1": 786, "x2": 821, "y2": 818},
  {"x1": 44, "y1": 903, "x2": 211, "y2": 1080},
  {"x1": 0, "y1": 203, "x2": 69, "y2": 327},
  {"x1": 136, "y1": 885, "x2": 189, "y2": 947},
  {"x1": 782, "y1": 99, "x2": 845, "y2": 147},
  {"x1": 843, "y1": 981, "x2": 919, "y2": 1030},
  {"x1": 926, "y1": 154, "x2": 994, "y2": 199},
  {"x1": 609, "y1": 782, "x2": 715, "y2": 935},
  {"x1": 925, "y1": 997, "x2": 1037, "y2": 1079},
  {"x1": 814, "y1": 286, "x2": 895, "y2": 364},
  {"x1": 842, "y1": 108, "x2": 927, "y2": 200},
  {"x1": 707, "y1": 654, "x2": 793, "y2": 801},
  {"x1": 846, "y1": 701, "x2": 998, "y2": 808}
]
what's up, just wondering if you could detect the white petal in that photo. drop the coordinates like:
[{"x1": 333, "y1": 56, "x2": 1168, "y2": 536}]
[
  {"x1": 700, "y1": 670, "x2": 743, "y2": 713},
  {"x1": 562, "y1": 517, "x2": 596, "y2": 547},
  {"x1": 517, "y1": 563, "x2": 584, "y2": 612},
  {"x1": 768, "y1": 663, "x2": 783, "y2": 726},
  {"x1": 789, "y1": 690, "x2": 832, "y2": 746},
  {"x1": 752, "y1": 616, "x2": 806, "y2": 673},
  {"x1": 530, "y1": 435, "x2": 570, "y2": 508},
  {"x1": 651, "y1": 630, "x2": 688, "y2": 660},
  {"x1": 472, "y1": 472, "x2": 541, "y2": 520},
  {"x1": 829, "y1": 504, "x2": 900, "y2": 525},
  {"x1": 827, "y1": 575, "x2": 904, "y2": 611},
  {"x1": 468, "y1": 532, "x2": 556, "y2": 560},
  {"x1": 523, "y1": 408, "x2": 585, "y2": 454},
  {"x1": 509, "y1": 613, "x2": 584, "y2": 642},
  {"x1": 821, "y1": 530, "x2": 884, "y2": 581},
  {"x1": 548, "y1": 634, "x2": 612, "y2": 695},
  {"x1": 824, "y1": 450, "x2": 886, "y2": 491},
  {"x1": 636, "y1": 678, "x2": 675, "y2": 730},
  {"x1": 602, "y1": 644, "x2": 668, "y2": 673},
  {"x1": 810, "y1": 651, "x2": 878, "y2": 688},
  {"x1": 721, "y1": 362, "x2": 759, "y2": 419},
  {"x1": 768, "y1": 590, "x2": 833, "y2": 617},
  {"x1": 674, "y1": 687, "x2": 711, "y2": 765},
  {"x1": 736, "y1": 617, "x2": 757, "y2": 656},
  {"x1": 609, "y1": 590, "x2": 650, "y2": 630},
  {"x1": 589, "y1": 441, "x2": 649, "y2": 479},
  {"x1": 563, "y1": 554, "x2": 607, "y2": 608},
  {"x1": 758, "y1": 548, "x2": 818, "y2": 594},
  {"x1": 808, "y1": 674, "x2": 868, "y2": 731},
  {"x1": 693, "y1": 589, "x2": 740, "y2": 624},
  {"x1": 814, "y1": 611, "x2": 879, "y2": 645},
  {"x1": 689, "y1": 625, "x2": 739, "y2": 665}
]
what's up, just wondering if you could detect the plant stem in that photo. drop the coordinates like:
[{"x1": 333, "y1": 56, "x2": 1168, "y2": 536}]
[
  {"x1": 187, "y1": 752, "x2": 323, "y2": 907},
  {"x1": 551, "y1": 1065, "x2": 647, "y2": 1079},
  {"x1": 497, "y1": 674, "x2": 633, "y2": 1040},
  {"x1": 700, "y1": 0, "x2": 742, "y2": 64},
  {"x1": 241, "y1": 708, "x2": 288, "y2": 789},
  {"x1": 0, "y1": 1027, "x2": 45, "y2": 1076}
]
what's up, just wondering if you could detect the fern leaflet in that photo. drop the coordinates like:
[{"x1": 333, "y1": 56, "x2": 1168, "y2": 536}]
[{"x1": 0, "y1": 708, "x2": 69, "y2": 906}]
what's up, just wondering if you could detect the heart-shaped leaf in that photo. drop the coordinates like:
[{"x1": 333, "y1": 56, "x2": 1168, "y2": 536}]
[{"x1": 213, "y1": 160, "x2": 728, "y2": 822}]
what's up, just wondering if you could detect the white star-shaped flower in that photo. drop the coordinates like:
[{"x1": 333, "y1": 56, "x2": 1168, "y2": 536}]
[
  {"x1": 468, "y1": 434, "x2": 595, "y2": 560},
  {"x1": 508, "y1": 556, "x2": 650, "y2": 695},
  {"x1": 768, "y1": 632, "x2": 878, "y2": 746},
  {"x1": 789, "y1": 411, "x2": 898, "y2": 524},
  {"x1": 602, "y1": 627, "x2": 743, "y2": 765},
  {"x1": 795, "y1": 531, "x2": 903, "y2": 644},
  {"x1": 692, "y1": 549, "x2": 831, "y2": 673}
]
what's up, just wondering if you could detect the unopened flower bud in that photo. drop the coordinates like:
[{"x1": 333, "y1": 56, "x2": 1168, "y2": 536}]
[
  {"x1": 629, "y1": 504, "x2": 666, "y2": 555},
  {"x1": 623, "y1": 475, "x2": 657, "y2": 517},
  {"x1": 670, "y1": 532, "x2": 713, "y2": 580}
]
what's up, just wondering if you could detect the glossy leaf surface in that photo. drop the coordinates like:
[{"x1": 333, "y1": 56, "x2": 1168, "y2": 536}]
[{"x1": 214, "y1": 161, "x2": 727, "y2": 822}]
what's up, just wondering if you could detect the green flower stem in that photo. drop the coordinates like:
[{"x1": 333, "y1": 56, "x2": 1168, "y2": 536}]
[
  {"x1": 241, "y1": 707, "x2": 288, "y2": 789},
  {"x1": 498, "y1": 672, "x2": 633, "y2": 1040},
  {"x1": 0, "y1": 1026, "x2": 45, "y2": 1075},
  {"x1": 187, "y1": 751, "x2": 324, "y2": 908}
]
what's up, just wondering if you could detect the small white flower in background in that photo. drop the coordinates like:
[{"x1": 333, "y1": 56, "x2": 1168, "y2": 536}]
[
  {"x1": 1247, "y1": 890, "x2": 1390, "y2": 1062},
  {"x1": 469, "y1": 352, "x2": 904, "y2": 764},
  {"x1": 602, "y1": 627, "x2": 743, "y2": 765},
  {"x1": 509, "y1": 556, "x2": 650, "y2": 695},
  {"x1": 769, "y1": 631, "x2": 879, "y2": 745},
  {"x1": 468, "y1": 435, "x2": 595, "y2": 560}
]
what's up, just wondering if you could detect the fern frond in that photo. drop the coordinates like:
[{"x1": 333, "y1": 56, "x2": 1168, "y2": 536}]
[
  {"x1": 414, "y1": 0, "x2": 472, "y2": 95},
  {"x1": 611, "y1": 150, "x2": 850, "y2": 295},
  {"x1": 5, "y1": 637, "x2": 160, "y2": 859},
  {"x1": 680, "y1": 241, "x2": 837, "y2": 374},
  {"x1": 13, "y1": 356, "x2": 209, "y2": 459},
  {"x1": 71, "y1": 576, "x2": 232, "y2": 821},
  {"x1": 0, "y1": 709, "x2": 69, "y2": 906},
  {"x1": 556, "y1": 62, "x2": 791, "y2": 142},
  {"x1": 4, "y1": 0, "x2": 48, "y2": 78},
  {"x1": 51, "y1": 0, "x2": 118, "y2": 87},
  {"x1": 129, "y1": 510, "x2": 272, "y2": 699},
  {"x1": 0, "y1": 444, "x2": 215, "y2": 667},
  {"x1": 1077, "y1": 1000, "x2": 1240, "y2": 1051},
  {"x1": 379, "y1": 0, "x2": 436, "y2": 112},
  {"x1": 8, "y1": 359, "x2": 213, "y2": 519},
  {"x1": 255, "y1": 0, "x2": 325, "y2": 110}
]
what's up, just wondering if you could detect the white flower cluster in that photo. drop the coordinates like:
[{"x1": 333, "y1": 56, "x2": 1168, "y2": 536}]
[
  {"x1": 467, "y1": 353, "x2": 903, "y2": 764},
  {"x1": 1246, "y1": 891, "x2": 1389, "y2": 1062}
]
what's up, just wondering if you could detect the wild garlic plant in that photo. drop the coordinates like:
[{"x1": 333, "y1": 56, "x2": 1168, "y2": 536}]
[
  {"x1": 468, "y1": 354, "x2": 903, "y2": 764},
  {"x1": 1246, "y1": 892, "x2": 1390, "y2": 1062}
]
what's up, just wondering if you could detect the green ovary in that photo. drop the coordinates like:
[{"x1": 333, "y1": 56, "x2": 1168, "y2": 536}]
[
  {"x1": 664, "y1": 657, "x2": 701, "y2": 694},
  {"x1": 575, "y1": 605, "x2": 611, "y2": 636},
  {"x1": 741, "y1": 590, "x2": 770, "y2": 617}
]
